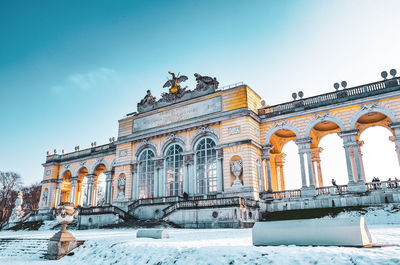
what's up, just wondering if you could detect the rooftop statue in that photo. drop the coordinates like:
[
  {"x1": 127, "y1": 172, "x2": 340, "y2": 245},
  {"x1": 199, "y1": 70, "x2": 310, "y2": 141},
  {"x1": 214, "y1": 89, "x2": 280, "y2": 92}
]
[
  {"x1": 161, "y1": 72, "x2": 189, "y2": 102},
  {"x1": 136, "y1": 71, "x2": 219, "y2": 113},
  {"x1": 194, "y1": 73, "x2": 219, "y2": 91}
]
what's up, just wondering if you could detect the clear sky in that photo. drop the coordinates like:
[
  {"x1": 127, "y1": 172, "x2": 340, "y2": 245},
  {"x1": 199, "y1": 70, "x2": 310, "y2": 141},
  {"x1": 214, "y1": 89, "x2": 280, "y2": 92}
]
[{"x1": 1, "y1": 0, "x2": 399, "y2": 186}]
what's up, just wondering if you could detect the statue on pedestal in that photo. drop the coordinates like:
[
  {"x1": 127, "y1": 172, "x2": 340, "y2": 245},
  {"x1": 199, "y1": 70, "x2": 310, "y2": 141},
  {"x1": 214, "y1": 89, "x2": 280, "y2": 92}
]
[{"x1": 9, "y1": 191, "x2": 24, "y2": 223}]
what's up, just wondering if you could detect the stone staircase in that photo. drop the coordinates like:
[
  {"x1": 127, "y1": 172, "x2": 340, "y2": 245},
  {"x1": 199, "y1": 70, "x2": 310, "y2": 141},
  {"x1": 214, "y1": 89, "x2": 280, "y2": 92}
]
[{"x1": 0, "y1": 238, "x2": 48, "y2": 259}]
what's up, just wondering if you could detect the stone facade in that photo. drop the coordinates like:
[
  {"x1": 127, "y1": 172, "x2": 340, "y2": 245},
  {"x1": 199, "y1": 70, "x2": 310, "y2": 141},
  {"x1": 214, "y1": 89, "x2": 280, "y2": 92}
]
[{"x1": 38, "y1": 75, "x2": 400, "y2": 228}]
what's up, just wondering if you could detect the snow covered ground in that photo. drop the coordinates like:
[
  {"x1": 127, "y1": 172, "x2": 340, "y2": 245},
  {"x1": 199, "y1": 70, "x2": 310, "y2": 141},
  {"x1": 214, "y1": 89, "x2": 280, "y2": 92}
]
[
  {"x1": 1, "y1": 207, "x2": 400, "y2": 265},
  {"x1": 1, "y1": 225, "x2": 399, "y2": 265}
]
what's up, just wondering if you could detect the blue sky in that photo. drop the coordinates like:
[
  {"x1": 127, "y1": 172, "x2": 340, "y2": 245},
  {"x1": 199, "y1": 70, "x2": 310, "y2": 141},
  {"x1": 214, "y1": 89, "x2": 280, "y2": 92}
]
[{"x1": 1, "y1": 0, "x2": 400, "y2": 185}]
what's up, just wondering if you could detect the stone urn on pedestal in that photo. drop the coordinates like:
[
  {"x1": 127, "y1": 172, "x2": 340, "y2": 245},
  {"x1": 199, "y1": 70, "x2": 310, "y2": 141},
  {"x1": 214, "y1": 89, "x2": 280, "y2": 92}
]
[
  {"x1": 231, "y1": 160, "x2": 244, "y2": 189},
  {"x1": 46, "y1": 202, "x2": 78, "y2": 260}
]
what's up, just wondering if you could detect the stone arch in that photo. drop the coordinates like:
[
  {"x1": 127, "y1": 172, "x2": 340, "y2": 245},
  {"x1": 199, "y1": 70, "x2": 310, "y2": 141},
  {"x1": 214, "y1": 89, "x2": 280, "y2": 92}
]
[
  {"x1": 264, "y1": 122, "x2": 301, "y2": 144},
  {"x1": 59, "y1": 166, "x2": 72, "y2": 179},
  {"x1": 350, "y1": 103, "x2": 398, "y2": 130},
  {"x1": 135, "y1": 140, "x2": 157, "y2": 158},
  {"x1": 161, "y1": 133, "x2": 186, "y2": 154},
  {"x1": 305, "y1": 114, "x2": 346, "y2": 137},
  {"x1": 74, "y1": 165, "x2": 89, "y2": 177},
  {"x1": 90, "y1": 158, "x2": 109, "y2": 174},
  {"x1": 191, "y1": 127, "x2": 220, "y2": 149}
]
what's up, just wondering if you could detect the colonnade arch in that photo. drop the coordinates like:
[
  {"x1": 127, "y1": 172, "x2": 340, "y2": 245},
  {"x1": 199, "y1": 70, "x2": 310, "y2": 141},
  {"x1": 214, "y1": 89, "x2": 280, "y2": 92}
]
[{"x1": 262, "y1": 105, "x2": 400, "y2": 194}]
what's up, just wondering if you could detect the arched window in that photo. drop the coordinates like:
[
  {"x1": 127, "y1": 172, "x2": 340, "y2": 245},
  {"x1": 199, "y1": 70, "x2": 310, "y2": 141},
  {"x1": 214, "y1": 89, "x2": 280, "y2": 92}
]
[
  {"x1": 195, "y1": 137, "x2": 217, "y2": 194},
  {"x1": 165, "y1": 144, "x2": 184, "y2": 196},
  {"x1": 138, "y1": 149, "x2": 155, "y2": 199}
]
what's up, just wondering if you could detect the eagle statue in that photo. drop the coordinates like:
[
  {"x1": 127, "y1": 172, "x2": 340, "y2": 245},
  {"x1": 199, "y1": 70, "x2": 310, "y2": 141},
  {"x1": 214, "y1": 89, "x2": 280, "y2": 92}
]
[{"x1": 163, "y1": 71, "x2": 188, "y2": 94}]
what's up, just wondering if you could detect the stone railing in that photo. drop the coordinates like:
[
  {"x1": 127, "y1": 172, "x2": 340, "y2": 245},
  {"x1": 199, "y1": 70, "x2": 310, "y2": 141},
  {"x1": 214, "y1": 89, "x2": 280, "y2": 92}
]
[
  {"x1": 316, "y1": 185, "x2": 348, "y2": 195},
  {"x1": 46, "y1": 143, "x2": 116, "y2": 163},
  {"x1": 272, "y1": 189, "x2": 301, "y2": 199},
  {"x1": 259, "y1": 77, "x2": 400, "y2": 117},
  {"x1": 128, "y1": 194, "x2": 222, "y2": 213},
  {"x1": 365, "y1": 180, "x2": 400, "y2": 191},
  {"x1": 79, "y1": 206, "x2": 133, "y2": 221},
  {"x1": 163, "y1": 196, "x2": 258, "y2": 217}
]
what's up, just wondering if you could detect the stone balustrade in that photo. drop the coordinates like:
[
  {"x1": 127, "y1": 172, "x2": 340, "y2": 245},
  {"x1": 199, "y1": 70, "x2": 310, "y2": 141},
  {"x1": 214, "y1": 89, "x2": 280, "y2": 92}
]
[{"x1": 259, "y1": 77, "x2": 400, "y2": 117}]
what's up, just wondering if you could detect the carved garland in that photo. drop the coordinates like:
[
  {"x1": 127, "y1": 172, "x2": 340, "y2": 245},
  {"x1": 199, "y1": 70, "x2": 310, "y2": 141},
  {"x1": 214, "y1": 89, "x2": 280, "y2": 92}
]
[
  {"x1": 135, "y1": 139, "x2": 158, "y2": 157},
  {"x1": 190, "y1": 126, "x2": 220, "y2": 147},
  {"x1": 161, "y1": 133, "x2": 186, "y2": 153},
  {"x1": 360, "y1": 102, "x2": 379, "y2": 111}
]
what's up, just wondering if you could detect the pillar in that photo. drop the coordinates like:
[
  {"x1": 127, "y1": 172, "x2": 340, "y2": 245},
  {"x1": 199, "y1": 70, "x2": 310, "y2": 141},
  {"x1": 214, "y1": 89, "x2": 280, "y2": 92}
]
[
  {"x1": 389, "y1": 123, "x2": 400, "y2": 167},
  {"x1": 338, "y1": 130, "x2": 366, "y2": 191},
  {"x1": 154, "y1": 159, "x2": 163, "y2": 198},
  {"x1": 131, "y1": 163, "x2": 138, "y2": 200},
  {"x1": 104, "y1": 171, "x2": 113, "y2": 205},
  {"x1": 262, "y1": 145, "x2": 273, "y2": 192},
  {"x1": 85, "y1": 174, "x2": 95, "y2": 207},
  {"x1": 311, "y1": 147, "x2": 324, "y2": 187},
  {"x1": 257, "y1": 158, "x2": 265, "y2": 192},
  {"x1": 357, "y1": 140, "x2": 367, "y2": 182},
  {"x1": 217, "y1": 149, "x2": 224, "y2": 192},
  {"x1": 184, "y1": 154, "x2": 194, "y2": 195},
  {"x1": 56, "y1": 180, "x2": 62, "y2": 207},
  {"x1": 295, "y1": 138, "x2": 315, "y2": 188},
  {"x1": 68, "y1": 177, "x2": 79, "y2": 205},
  {"x1": 275, "y1": 153, "x2": 286, "y2": 191}
]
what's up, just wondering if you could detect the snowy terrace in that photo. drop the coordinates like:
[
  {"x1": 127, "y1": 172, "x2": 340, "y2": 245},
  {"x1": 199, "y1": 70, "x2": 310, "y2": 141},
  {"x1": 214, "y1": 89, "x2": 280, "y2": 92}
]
[{"x1": 1, "y1": 207, "x2": 400, "y2": 265}]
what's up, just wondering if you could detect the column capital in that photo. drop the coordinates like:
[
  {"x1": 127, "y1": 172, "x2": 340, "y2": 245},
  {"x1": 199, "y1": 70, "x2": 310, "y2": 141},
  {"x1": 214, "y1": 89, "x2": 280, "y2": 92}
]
[
  {"x1": 389, "y1": 122, "x2": 400, "y2": 130},
  {"x1": 215, "y1": 148, "x2": 223, "y2": 159},
  {"x1": 155, "y1": 158, "x2": 164, "y2": 169},
  {"x1": 131, "y1": 162, "x2": 138, "y2": 172},
  {"x1": 294, "y1": 137, "x2": 313, "y2": 145},
  {"x1": 104, "y1": 170, "x2": 113, "y2": 176},
  {"x1": 295, "y1": 137, "x2": 313, "y2": 153},
  {"x1": 184, "y1": 153, "x2": 194, "y2": 166},
  {"x1": 70, "y1": 176, "x2": 80, "y2": 182},
  {"x1": 261, "y1": 144, "x2": 273, "y2": 160},
  {"x1": 338, "y1": 129, "x2": 359, "y2": 138}
]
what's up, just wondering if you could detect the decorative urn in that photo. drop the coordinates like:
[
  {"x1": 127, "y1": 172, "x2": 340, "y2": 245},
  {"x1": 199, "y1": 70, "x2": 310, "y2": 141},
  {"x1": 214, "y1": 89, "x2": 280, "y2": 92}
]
[{"x1": 45, "y1": 202, "x2": 79, "y2": 260}]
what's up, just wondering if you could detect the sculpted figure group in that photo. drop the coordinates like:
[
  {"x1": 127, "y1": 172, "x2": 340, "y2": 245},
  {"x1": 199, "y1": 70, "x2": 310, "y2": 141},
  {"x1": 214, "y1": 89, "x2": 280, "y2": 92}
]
[{"x1": 137, "y1": 72, "x2": 219, "y2": 112}]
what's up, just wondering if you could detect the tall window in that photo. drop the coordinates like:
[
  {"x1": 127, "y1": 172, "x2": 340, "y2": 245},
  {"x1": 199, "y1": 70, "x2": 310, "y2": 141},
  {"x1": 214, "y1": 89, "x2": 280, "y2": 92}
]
[
  {"x1": 165, "y1": 144, "x2": 184, "y2": 196},
  {"x1": 195, "y1": 137, "x2": 217, "y2": 194},
  {"x1": 138, "y1": 149, "x2": 155, "y2": 199}
]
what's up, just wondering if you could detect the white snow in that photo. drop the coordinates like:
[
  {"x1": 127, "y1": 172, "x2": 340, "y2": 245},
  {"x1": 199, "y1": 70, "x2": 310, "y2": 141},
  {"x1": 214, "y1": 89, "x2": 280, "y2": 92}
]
[{"x1": 1, "y1": 207, "x2": 400, "y2": 265}]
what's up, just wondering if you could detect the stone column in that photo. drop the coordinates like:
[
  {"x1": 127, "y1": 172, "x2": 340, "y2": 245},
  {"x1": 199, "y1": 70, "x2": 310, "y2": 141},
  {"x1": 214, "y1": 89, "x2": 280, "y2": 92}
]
[
  {"x1": 338, "y1": 130, "x2": 366, "y2": 192},
  {"x1": 257, "y1": 158, "x2": 265, "y2": 192},
  {"x1": 104, "y1": 171, "x2": 113, "y2": 205},
  {"x1": 131, "y1": 163, "x2": 138, "y2": 200},
  {"x1": 311, "y1": 147, "x2": 324, "y2": 187},
  {"x1": 85, "y1": 174, "x2": 95, "y2": 207},
  {"x1": 154, "y1": 159, "x2": 163, "y2": 198},
  {"x1": 153, "y1": 159, "x2": 163, "y2": 198},
  {"x1": 68, "y1": 177, "x2": 79, "y2": 205},
  {"x1": 184, "y1": 154, "x2": 194, "y2": 195},
  {"x1": 275, "y1": 153, "x2": 286, "y2": 191},
  {"x1": 357, "y1": 140, "x2": 367, "y2": 182},
  {"x1": 56, "y1": 180, "x2": 62, "y2": 206},
  {"x1": 295, "y1": 138, "x2": 317, "y2": 197},
  {"x1": 389, "y1": 122, "x2": 400, "y2": 167},
  {"x1": 216, "y1": 149, "x2": 224, "y2": 192},
  {"x1": 294, "y1": 139, "x2": 309, "y2": 188},
  {"x1": 262, "y1": 145, "x2": 273, "y2": 193}
]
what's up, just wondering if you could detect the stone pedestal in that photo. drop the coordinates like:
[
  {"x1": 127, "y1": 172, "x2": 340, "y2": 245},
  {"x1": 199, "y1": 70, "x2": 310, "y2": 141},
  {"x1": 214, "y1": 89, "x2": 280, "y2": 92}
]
[
  {"x1": 46, "y1": 224, "x2": 77, "y2": 260},
  {"x1": 301, "y1": 187, "x2": 317, "y2": 197},
  {"x1": 348, "y1": 182, "x2": 367, "y2": 193},
  {"x1": 45, "y1": 202, "x2": 79, "y2": 260}
]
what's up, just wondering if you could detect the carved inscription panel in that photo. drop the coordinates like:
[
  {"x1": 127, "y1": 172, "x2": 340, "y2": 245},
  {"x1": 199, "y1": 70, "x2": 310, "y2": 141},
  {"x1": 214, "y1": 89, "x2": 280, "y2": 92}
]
[{"x1": 133, "y1": 96, "x2": 222, "y2": 131}]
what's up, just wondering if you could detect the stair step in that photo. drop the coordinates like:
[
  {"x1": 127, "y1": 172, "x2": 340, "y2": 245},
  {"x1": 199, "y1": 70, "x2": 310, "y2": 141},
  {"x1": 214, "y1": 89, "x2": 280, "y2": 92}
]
[{"x1": 0, "y1": 238, "x2": 50, "y2": 258}]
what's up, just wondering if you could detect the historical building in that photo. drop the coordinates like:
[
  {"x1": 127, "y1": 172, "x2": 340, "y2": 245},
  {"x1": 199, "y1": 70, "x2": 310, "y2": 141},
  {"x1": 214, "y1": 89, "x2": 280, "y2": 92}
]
[{"x1": 36, "y1": 71, "x2": 400, "y2": 228}]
